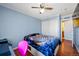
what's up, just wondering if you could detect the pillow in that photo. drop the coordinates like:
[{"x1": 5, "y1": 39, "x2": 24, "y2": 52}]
[
  {"x1": 29, "y1": 37, "x2": 34, "y2": 40},
  {"x1": 29, "y1": 33, "x2": 40, "y2": 37},
  {"x1": 24, "y1": 35, "x2": 30, "y2": 41},
  {"x1": 36, "y1": 35, "x2": 43, "y2": 38},
  {"x1": 35, "y1": 42, "x2": 46, "y2": 46},
  {"x1": 24, "y1": 33, "x2": 40, "y2": 40},
  {"x1": 32, "y1": 37, "x2": 47, "y2": 46}
]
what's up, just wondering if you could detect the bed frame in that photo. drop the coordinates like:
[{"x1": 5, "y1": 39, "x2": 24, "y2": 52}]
[{"x1": 28, "y1": 45, "x2": 59, "y2": 56}]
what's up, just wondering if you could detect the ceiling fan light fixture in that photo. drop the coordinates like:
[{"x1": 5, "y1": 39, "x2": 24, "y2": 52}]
[
  {"x1": 40, "y1": 8, "x2": 45, "y2": 14},
  {"x1": 32, "y1": 3, "x2": 53, "y2": 14}
]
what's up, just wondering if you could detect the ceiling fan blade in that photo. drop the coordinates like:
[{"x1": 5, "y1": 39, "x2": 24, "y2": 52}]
[
  {"x1": 32, "y1": 7, "x2": 40, "y2": 8},
  {"x1": 45, "y1": 7, "x2": 53, "y2": 10}
]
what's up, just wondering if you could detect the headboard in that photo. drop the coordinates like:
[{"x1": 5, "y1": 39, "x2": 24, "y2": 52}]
[{"x1": 24, "y1": 33, "x2": 40, "y2": 40}]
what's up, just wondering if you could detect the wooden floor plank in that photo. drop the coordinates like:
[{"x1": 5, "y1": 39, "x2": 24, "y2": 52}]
[
  {"x1": 14, "y1": 49, "x2": 33, "y2": 56},
  {"x1": 57, "y1": 40, "x2": 79, "y2": 56}
]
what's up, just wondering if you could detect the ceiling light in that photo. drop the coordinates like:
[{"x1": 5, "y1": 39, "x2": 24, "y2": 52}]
[{"x1": 40, "y1": 8, "x2": 45, "y2": 14}]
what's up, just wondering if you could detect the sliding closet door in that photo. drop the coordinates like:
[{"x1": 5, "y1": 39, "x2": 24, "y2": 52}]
[
  {"x1": 64, "y1": 20, "x2": 73, "y2": 40},
  {"x1": 42, "y1": 21, "x2": 50, "y2": 35},
  {"x1": 42, "y1": 16, "x2": 61, "y2": 38},
  {"x1": 49, "y1": 18, "x2": 60, "y2": 37}
]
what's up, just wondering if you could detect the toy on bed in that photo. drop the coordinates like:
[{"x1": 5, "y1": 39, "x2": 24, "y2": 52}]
[
  {"x1": 18, "y1": 40, "x2": 28, "y2": 56},
  {"x1": 24, "y1": 33, "x2": 61, "y2": 56}
]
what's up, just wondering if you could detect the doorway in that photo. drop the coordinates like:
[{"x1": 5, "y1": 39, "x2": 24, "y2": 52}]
[
  {"x1": 61, "y1": 21, "x2": 64, "y2": 42},
  {"x1": 61, "y1": 19, "x2": 73, "y2": 45},
  {"x1": 60, "y1": 19, "x2": 75, "y2": 55}
]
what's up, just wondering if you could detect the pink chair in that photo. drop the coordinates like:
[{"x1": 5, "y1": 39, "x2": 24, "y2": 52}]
[{"x1": 18, "y1": 40, "x2": 28, "y2": 56}]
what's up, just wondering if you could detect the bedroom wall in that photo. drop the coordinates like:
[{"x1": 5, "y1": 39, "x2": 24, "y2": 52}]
[
  {"x1": 0, "y1": 6, "x2": 41, "y2": 48},
  {"x1": 42, "y1": 15, "x2": 61, "y2": 38},
  {"x1": 61, "y1": 14, "x2": 73, "y2": 41}
]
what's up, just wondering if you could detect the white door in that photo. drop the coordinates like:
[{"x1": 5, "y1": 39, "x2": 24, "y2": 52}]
[
  {"x1": 42, "y1": 21, "x2": 50, "y2": 35},
  {"x1": 64, "y1": 20, "x2": 73, "y2": 41}
]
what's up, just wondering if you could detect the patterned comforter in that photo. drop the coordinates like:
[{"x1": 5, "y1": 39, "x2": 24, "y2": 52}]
[{"x1": 24, "y1": 35, "x2": 61, "y2": 56}]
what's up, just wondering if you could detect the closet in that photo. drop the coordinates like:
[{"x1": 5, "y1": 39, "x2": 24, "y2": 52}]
[
  {"x1": 42, "y1": 16, "x2": 61, "y2": 38},
  {"x1": 73, "y1": 18, "x2": 79, "y2": 52}
]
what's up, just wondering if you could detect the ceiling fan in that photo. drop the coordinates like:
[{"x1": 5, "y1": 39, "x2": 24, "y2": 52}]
[{"x1": 32, "y1": 3, "x2": 53, "y2": 14}]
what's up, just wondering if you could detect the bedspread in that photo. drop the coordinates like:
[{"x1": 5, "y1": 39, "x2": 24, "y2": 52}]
[{"x1": 24, "y1": 36, "x2": 61, "y2": 56}]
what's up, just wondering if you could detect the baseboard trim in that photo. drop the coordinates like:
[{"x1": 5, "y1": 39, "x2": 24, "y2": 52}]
[{"x1": 75, "y1": 45, "x2": 79, "y2": 53}]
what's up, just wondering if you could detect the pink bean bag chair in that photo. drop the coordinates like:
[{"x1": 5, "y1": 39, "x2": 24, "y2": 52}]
[{"x1": 18, "y1": 40, "x2": 28, "y2": 56}]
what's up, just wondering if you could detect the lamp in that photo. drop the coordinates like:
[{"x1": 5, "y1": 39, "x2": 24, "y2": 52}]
[{"x1": 40, "y1": 8, "x2": 45, "y2": 14}]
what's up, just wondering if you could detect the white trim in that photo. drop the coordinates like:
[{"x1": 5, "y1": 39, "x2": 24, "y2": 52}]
[{"x1": 75, "y1": 45, "x2": 79, "y2": 53}]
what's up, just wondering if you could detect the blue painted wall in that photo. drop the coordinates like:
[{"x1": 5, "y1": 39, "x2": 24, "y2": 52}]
[{"x1": 0, "y1": 6, "x2": 41, "y2": 48}]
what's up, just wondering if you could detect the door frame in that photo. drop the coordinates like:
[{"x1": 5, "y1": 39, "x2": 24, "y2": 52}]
[{"x1": 61, "y1": 19, "x2": 74, "y2": 47}]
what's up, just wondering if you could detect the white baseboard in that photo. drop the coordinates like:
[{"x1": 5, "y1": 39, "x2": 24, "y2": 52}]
[{"x1": 75, "y1": 45, "x2": 79, "y2": 53}]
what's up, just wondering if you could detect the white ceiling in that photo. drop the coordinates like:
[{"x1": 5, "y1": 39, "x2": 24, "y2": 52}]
[{"x1": 0, "y1": 3, "x2": 77, "y2": 20}]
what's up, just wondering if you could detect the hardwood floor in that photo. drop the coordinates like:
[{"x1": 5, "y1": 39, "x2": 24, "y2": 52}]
[
  {"x1": 14, "y1": 49, "x2": 33, "y2": 56},
  {"x1": 57, "y1": 40, "x2": 79, "y2": 56},
  {"x1": 14, "y1": 40, "x2": 79, "y2": 56}
]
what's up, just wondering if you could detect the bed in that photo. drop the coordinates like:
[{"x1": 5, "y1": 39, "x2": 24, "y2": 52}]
[{"x1": 24, "y1": 33, "x2": 61, "y2": 56}]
